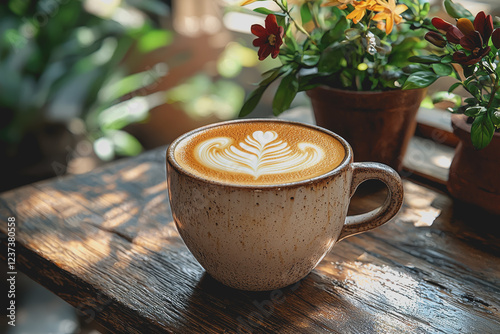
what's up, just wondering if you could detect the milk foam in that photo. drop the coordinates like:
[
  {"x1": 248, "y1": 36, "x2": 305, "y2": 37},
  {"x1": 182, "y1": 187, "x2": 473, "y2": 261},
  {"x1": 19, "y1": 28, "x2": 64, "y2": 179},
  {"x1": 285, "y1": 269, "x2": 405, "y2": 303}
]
[
  {"x1": 173, "y1": 122, "x2": 346, "y2": 185},
  {"x1": 195, "y1": 131, "x2": 324, "y2": 179}
]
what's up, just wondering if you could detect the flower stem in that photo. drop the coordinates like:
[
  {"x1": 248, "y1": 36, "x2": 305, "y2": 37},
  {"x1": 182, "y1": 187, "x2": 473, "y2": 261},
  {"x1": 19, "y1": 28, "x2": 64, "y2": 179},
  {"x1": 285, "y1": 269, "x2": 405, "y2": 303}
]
[
  {"x1": 485, "y1": 58, "x2": 499, "y2": 109},
  {"x1": 487, "y1": 77, "x2": 499, "y2": 109},
  {"x1": 273, "y1": 0, "x2": 317, "y2": 45}
]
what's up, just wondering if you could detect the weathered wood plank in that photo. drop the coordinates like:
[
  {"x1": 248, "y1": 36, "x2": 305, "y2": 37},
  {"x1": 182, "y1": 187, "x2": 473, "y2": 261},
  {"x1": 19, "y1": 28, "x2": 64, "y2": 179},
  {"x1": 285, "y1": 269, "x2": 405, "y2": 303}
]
[{"x1": 1, "y1": 147, "x2": 499, "y2": 333}]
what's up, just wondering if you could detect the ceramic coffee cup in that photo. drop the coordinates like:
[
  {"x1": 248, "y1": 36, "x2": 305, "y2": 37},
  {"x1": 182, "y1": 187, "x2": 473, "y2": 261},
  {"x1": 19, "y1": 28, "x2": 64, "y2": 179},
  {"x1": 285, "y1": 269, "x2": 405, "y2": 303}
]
[{"x1": 166, "y1": 119, "x2": 403, "y2": 291}]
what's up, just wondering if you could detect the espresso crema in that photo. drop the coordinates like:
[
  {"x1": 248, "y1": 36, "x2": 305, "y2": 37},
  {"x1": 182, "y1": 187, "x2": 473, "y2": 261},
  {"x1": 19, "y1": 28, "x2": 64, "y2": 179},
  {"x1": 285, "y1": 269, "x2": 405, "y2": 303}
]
[{"x1": 173, "y1": 121, "x2": 346, "y2": 185}]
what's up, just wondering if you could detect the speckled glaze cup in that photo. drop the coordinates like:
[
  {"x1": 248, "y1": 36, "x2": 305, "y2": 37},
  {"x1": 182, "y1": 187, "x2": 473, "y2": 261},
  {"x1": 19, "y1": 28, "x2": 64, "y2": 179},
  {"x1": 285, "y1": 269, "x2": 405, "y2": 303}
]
[{"x1": 167, "y1": 119, "x2": 404, "y2": 291}]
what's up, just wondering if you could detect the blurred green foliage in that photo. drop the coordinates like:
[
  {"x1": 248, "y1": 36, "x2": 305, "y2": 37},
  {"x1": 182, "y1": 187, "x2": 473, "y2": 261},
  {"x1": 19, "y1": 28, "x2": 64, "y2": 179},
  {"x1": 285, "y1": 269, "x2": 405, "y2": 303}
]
[
  {"x1": 167, "y1": 74, "x2": 245, "y2": 120},
  {"x1": 0, "y1": 0, "x2": 170, "y2": 159}
]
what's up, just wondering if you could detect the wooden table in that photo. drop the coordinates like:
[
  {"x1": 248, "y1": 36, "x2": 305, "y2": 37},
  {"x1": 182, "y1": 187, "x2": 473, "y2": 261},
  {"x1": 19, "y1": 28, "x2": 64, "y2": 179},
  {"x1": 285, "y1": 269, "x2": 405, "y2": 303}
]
[{"x1": 1, "y1": 147, "x2": 499, "y2": 333}]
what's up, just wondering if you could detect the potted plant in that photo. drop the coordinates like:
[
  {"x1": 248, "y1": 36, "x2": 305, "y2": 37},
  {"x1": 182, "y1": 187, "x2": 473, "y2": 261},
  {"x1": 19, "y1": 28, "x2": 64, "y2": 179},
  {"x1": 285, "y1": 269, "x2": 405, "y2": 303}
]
[
  {"x1": 237, "y1": 0, "x2": 431, "y2": 171},
  {"x1": 406, "y1": 0, "x2": 500, "y2": 214}
]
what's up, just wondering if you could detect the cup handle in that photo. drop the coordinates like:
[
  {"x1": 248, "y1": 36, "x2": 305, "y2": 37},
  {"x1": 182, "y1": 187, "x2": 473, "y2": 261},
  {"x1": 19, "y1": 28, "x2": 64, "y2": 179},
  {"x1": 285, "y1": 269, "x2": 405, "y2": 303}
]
[{"x1": 338, "y1": 162, "x2": 404, "y2": 241}]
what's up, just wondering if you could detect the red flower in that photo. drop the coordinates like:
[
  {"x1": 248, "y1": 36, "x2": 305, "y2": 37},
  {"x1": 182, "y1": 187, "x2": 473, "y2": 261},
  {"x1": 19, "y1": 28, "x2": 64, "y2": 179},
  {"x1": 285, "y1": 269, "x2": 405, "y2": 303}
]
[
  {"x1": 452, "y1": 49, "x2": 490, "y2": 66},
  {"x1": 453, "y1": 17, "x2": 491, "y2": 66},
  {"x1": 425, "y1": 31, "x2": 446, "y2": 48},
  {"x1": 492, "y1": 28, "x2": 500, "y2": 49},
  {"x1": 473, "y1": 11, "x2": 493, "y2": 45},
  {"x1": 431, "y1": 17, "x2": 453, "y2": 31},
  {"x1": 431, "y1": 17, "x2": 463, "y2": 44},
  {"x1": 430, "y1": 12, "x2": 495, "y2": 66},
  {"x1": 251, "y1": 14, "x2": 284, "y2": 61}
]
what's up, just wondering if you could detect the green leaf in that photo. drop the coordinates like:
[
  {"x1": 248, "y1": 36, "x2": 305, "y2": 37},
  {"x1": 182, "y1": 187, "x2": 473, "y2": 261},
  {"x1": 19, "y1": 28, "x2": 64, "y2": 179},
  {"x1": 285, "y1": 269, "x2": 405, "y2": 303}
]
[
  {"x1": 109, "y1": 130, "x2": 143, "y2": 156},
  {"x1": 298, "y1": 73, "x2": 329, "y2": 91},
  {"x1": 408, "y1": 55, "x2": 442, "y2": 64},
  {"x1": 98, "y1": 94, "x2": 157, "y2": 131},
  {"x1": 321, "y1": 17, "x2": 348, "y2": 47},
  {"x1": 444, "y1": 0, "x2": 473, "y2": 20},
  {"x1": 432, "y1": 63, "x2": 453, "y2": 76},
  {"x1": 261, "y1": 66, "x2": 283, "y2": 78},
  {"x1": 300, "y1": 3, "x2": 312, "y2": 24},
  {"x1": 492, "y1": 110, "x2": 500, "y2": 127},
  {"x1": 448, "y1": 82, "x2": 462, "y2": 93},
  {"x1": 475, "y1": 70, "x2": 489, "y2": 77},
  {"x1": 239, "y1": 85, "x2": 267, "y2": 117},
  {"x1": 253, "y1": 7, "x2": 286, "y2": 16},
  {"x1": 403, "y1": 71, "x2": 439, "y2": 89},
  {"x1": 8, "y1": 0, "x2": 30, "y2": 15},
  {"x1": 272, "y1": 72, "x2": 298, "y2": 115},
  {"x1": 345, "y1": 28, "x2": 361, "y2": 40},
  {"x1": 99, "y1": 69, "x2": 163, "y2": 104},
  {"x1": 421, "y1": 2, "x2": 430, "y2": 17},
  {"x1": 403, "y1": 64, "x2": 425, "y2": 74},
  {"x1": 318, "y1": 45, "x2": 343, "y2": 73},
  {"x1": 240, "y1": 66, "x2": 290, "y2": 117},
  {"x1": 302, "y1": 54, "x2": 320, "y2": 66},
  {"x1": 285, "y1": 25, "x2": 298, "y2": 52},
  {"x1": 463, "y1": 76, "x2": 475, "y2": 87},
  {"x1": 463, "y1": 65, "x2": 475, "y2": 78},
  {"x1": 464, "y1": 106, "x2": 485, "y2": 117},
  {"x1": 497, "y1": 53, "x2": 500, "y2": 75},
  {"x1": 466, "y1": 81, "x2": 481, "y2": 98},
  {"x1": 464, "y1": 97, "x2": 478, "y2": 106},
  {"x1": 276, "y1": 15, "x2": 286, "y2": 27},
  {"x1": 259, "y1": 66, "x2": 287, "y2": 86},
  {"x1": 441, "y1": 55, "x2": 453, "y2": 64},
  {"x1": 137, "y1": 30, "x2": 173, "y2": 54},
  {"x1": 340, "y1": 71, "x2": 353, "y2": 88},
  {"x1": 471, "y1": 113, "x2": 494, "y2": 149},
  {"x1": 478, "y1": 75, "x2": 492, "y2": 86}
]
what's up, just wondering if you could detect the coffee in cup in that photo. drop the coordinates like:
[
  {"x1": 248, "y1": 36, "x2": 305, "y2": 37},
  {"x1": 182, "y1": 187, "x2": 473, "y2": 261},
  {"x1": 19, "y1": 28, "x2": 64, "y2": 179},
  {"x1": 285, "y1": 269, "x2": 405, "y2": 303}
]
[
  {"x1": 173, "y1": 121, "x2": 346, "y2": 185},
  {"x1": 167, "y1": 119, "x2": 403, "y2": 291}
]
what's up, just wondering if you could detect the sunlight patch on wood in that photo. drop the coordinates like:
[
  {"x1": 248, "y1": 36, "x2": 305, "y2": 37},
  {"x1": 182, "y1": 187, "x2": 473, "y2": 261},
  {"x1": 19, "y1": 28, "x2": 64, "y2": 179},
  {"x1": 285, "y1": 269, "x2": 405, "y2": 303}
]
[
  {"x1": 36, "y1": 230, "x2": 113, "y2": 272},
  {"x1": 401, "y1": 181, "x2": 442, "y2": 227},
  {"x1": 120, "y1": 163, "x2": 152, "y2": 182},
  {"x1": 134, "y1": 221, "x2": 181, "y2": 252},
  {"x1": 343, "y1": 262, "x2": 420, "y2": 312},
  {"x1": 143, "y1": 182, "x2": 166, "y2": 196},
  {"x1": 99, "y1": 193, "x2": 128, "y2": 206}
]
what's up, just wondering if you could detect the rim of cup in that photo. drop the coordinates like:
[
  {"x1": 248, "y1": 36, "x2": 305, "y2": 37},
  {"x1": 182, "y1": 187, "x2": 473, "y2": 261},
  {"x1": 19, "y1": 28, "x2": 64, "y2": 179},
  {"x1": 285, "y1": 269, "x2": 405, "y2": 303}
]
[{"x1": 167, "y1": 118, "x2": 353, "y2": 189}]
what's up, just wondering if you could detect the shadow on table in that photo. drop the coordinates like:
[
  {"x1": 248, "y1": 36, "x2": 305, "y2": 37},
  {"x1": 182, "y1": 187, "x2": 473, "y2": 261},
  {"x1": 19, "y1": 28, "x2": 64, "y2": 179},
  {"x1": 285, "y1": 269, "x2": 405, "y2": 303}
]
[
  {"x1": 175, "y1": 271, "x2": 377, "y2": 333},
  {"x1": 448, "y1": 200, "x2": 500, "y2": 254}
]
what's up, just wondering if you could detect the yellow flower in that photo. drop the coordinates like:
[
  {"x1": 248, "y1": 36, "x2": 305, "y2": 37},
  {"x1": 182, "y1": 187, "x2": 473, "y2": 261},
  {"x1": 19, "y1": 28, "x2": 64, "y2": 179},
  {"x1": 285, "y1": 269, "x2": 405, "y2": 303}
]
[
  {"x1": 321, "y1": 0, "x2": 356, "y2": 10},
  {"x1": 346, "y1": 0, "x2": 377, "y2": 24},
  {"x1": 371, "y1": 0, "x2": 407, "y2": 34}
]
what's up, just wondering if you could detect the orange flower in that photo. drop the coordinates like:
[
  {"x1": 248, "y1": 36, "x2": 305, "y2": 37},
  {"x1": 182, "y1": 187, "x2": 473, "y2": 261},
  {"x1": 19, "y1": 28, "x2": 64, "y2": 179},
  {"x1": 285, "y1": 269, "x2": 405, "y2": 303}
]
[
  {"x1": 372, "y1": 0, "x2": 407, "y2": 34},
  {"x1": 322, "y1": 0, "x2": 356, "y2": 10},
  {"x1": 346, "y1": 0, "x2": 377, "y2": 24},
  {"x1": 240, "y1": 0, "x2": 257, "y2": 5}
]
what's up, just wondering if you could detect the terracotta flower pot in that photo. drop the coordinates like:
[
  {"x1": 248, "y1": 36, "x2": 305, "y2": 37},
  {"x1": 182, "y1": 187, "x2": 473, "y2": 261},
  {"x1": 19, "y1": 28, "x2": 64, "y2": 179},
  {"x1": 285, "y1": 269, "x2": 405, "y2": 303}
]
[
  {"x1": 448, "y1": 114, "x2": 500, "y2": 215},
  {"x1": 307, "y1": 86, "x2": 427, "y2": 171}
]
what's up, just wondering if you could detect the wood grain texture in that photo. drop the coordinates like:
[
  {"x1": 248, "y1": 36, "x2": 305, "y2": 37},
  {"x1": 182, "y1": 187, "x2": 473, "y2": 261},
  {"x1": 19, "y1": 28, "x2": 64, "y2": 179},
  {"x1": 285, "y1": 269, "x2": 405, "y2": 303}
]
[{"x1": 1, "y1": 147, "x2": 499, "y2": 334}]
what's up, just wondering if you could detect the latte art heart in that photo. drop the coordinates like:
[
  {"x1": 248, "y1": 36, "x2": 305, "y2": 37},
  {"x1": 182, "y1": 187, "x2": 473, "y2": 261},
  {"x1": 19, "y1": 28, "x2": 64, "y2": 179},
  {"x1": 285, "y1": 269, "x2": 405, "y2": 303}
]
[
  {"x1": 196, "y1": 131, "x2": 325, "y2": 179},
  {"x1": 173, "y1": 121, "x2": 345, "y2": 185}
]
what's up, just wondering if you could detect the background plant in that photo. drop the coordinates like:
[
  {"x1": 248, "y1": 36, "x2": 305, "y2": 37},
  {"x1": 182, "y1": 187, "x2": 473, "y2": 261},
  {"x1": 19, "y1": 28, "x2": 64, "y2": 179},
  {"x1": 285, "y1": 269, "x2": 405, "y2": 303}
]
[
  {"x1": 238, "y1": 0, "x2": 431, "y2": 117},
  {"x1": 405, "y1": 0, "x2": 500, "y2": 149},
  {"x1": 0, "y1": 0, "x2": 171, "y2": 161}
]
